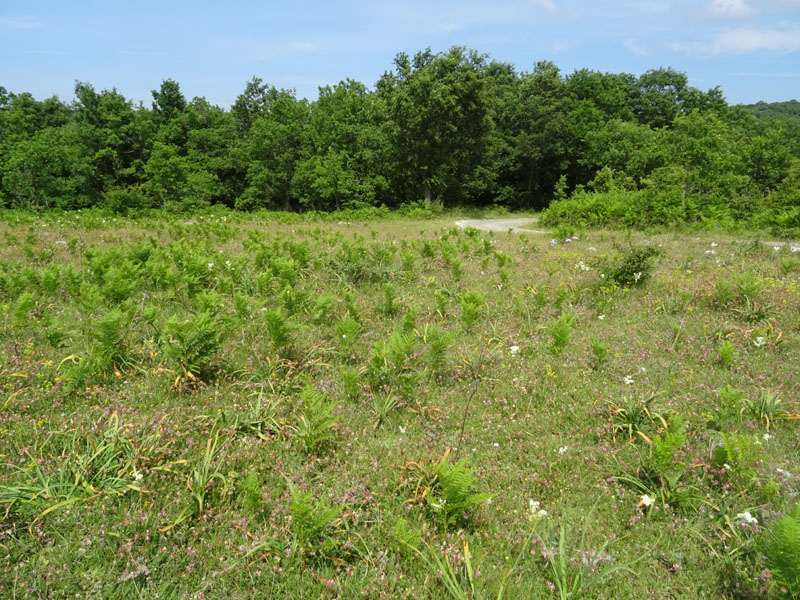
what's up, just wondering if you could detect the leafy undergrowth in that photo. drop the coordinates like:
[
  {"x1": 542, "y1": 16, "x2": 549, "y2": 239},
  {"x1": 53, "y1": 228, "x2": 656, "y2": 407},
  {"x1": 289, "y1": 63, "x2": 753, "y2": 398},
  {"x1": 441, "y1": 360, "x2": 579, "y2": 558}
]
[{"x1": 0, "y1": 213, "x2": 799, "y2": 599}]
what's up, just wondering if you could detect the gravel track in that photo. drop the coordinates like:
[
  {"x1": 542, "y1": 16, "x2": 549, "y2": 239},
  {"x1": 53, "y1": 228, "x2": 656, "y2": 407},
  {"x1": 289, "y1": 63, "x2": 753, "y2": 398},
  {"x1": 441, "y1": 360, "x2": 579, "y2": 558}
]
[
  {"x1": 454, "y1": 218, "x2": 545, "y2": 234},
  {"x1": 455, "y1": 218, "x2": 800, "y2": 251}
]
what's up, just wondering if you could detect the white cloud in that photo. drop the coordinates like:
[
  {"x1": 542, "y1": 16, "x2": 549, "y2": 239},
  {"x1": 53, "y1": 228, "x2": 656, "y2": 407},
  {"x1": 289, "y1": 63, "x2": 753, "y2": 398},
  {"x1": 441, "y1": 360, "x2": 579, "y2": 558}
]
[
  {"x1": 710, "y1": 0, "x2": 755, "y2": 17},
  {"x1": 624, "y1": 38, "x2": 650, "y2": 56},
  {"x1": 672, "y1": 24, "x2": 800, "y2": 55}
]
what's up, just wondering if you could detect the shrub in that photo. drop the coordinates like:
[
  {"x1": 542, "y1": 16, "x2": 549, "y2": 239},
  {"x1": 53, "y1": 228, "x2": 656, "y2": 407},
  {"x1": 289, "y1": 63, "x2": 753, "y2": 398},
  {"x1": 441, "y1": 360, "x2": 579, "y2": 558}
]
[{"x1": 608, "y1": 245, "x2": 661, "y2": 287}]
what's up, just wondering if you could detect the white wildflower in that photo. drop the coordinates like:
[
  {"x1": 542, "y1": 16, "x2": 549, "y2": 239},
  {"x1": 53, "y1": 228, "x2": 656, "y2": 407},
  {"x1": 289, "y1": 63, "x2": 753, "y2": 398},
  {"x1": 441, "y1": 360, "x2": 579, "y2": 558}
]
[
  {"x1": 710, "y1": 242, "x2": 718, "y2": 248},
  {"x1": 575, "y1": 260, "x2": 590, "y2": 272},
  {"x1": 705, "y1": 250, "x2": 716, "y2": 255},
  {"x1": 509, "y1": 345, "x2": 520, "y2": 354},
  {"x1": 557, "y1": 445, "x2": 568, "y2": 455},
  {"x1": 763, "y1": 433, "x2": 773, "y2": 442},
  {"x1": 723, "y1": 463, "x2": 732, "y2": 471},
  {"x1": 753, "y1": 336, "x2": 766, "y2": 348},
  {"x1": 587, "y1": 247, "x2": 597, "y2": 252},
  {"x1": 623, "y1": 375, "x2": 635, "y2": 385},
  {"x1": 598, "y1": 315, "x2": 605, "y2": 320},
  {"x1": 736, "y1": 511, "x2": 758, "y2": 525},
  {"x1": 529, "y1": 500, "x2": 548, "y2": 520},
  {"x1": 132, "y1": 470, "x2": 143, "y2": 482},
  {"x1": 207, "y1": 263, "x2": 214, "y2": 270},
  {"x1": 639, "y1": 494, "x2": 655, "y2": 507},
  {"x1": 633, "y1": 272, "x2": 642, "y2": 283}
]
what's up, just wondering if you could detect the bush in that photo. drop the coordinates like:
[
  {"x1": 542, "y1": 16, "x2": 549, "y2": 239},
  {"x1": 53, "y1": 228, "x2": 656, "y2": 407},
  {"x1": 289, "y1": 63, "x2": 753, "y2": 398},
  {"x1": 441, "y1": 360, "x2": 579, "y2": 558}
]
[{"x1": 608, "y1": 245, "x2": 661, "y2": 287}]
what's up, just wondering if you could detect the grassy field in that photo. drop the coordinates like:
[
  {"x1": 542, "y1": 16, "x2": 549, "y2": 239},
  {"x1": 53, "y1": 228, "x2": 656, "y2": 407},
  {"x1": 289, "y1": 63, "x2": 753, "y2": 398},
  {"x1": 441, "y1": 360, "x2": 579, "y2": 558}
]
[{"x1": 1, "y1": 211, "x2": 799, "y2": 599}]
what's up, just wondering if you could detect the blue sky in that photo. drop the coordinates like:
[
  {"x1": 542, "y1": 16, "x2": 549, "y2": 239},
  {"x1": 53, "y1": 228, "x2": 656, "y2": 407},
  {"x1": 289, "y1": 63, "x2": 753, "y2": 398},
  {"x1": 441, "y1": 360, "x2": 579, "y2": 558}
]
[{"x1": 2, "y1": 0, "x2": 799, "y2": 107}]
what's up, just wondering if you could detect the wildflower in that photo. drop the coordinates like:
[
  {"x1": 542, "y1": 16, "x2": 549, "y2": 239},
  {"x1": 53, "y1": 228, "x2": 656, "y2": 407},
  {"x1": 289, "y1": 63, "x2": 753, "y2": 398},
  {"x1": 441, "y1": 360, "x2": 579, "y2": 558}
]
[
  {"x1": 575, "y1": 261, "x2": 590, "y2": 272},
  {"x1": 623, "y1": 375, "x2": 634, "y2": 385},
  {"x1": 762, "y1": 433, "x2": 772, "y2": 442},
  {"x1": 638, "y1": 494, "x2": 655, "y2": 507},
  {"x1": 557, "y1": 445, "x2": 568, "y2": 455},
  {"x1": 633, "y1": 272, "x2": 642, "y2": 283},
  {"x1": 493, "y1": 442, "x2": 500, "y2": 447},
  {"x1": 207, "y1": 263, "x2": 213, "y2": 270},
  {"x1": 710, "y1": 242, "x2": 718, "y2": 248},
  {"x1": 753, "y1": 336, "x2": 766, "y2": 348},
  {"x1": 598, "y1": 315, "x2": 605, "y2": 320},
  {"x1": 529, "y1": 500, "x2": 548, "y2": 520},
  {"x1": 509, "y1": 345, "x2": 520, "y2": 354},
  {"x1": 587, "y1": 247, "x2": 597, "y2": 252},
  {"x1": 736, "y1": 512, "x2": 758, "y2": 525},
  {"x1": 132, "y1": 470, "x2": 143, "y2": 482},
  {"x1": 705, "y1": 250, "x2": 716, "y2": 255},
  {"x1": 723, "y1": 463, "x2": 732, "y2": 471}
]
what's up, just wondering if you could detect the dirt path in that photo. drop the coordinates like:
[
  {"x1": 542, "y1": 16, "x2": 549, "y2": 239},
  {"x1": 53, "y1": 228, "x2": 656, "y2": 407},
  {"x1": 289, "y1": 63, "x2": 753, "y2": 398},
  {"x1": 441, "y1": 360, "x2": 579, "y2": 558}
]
[
  {"x1": 455, "y1": 218, "x2": 800, "y2": 250},
  {"x1": 454, "y1": 218, "x2": 545, "y2": 234}
]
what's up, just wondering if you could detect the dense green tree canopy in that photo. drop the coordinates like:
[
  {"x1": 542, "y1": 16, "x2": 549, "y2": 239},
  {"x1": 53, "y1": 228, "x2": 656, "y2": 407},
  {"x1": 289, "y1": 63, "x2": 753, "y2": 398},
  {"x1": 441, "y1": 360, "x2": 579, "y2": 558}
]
[{"x1": 0, "y1": 46, "x2": 797, "y2": 229}]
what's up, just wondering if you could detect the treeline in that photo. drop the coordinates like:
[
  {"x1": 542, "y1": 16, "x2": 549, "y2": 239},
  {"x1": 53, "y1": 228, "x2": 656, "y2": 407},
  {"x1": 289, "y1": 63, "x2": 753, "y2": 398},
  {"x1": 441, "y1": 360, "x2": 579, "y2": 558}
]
[{"x1": 0, "y1": 46, "x2": 798, "y2": 230}]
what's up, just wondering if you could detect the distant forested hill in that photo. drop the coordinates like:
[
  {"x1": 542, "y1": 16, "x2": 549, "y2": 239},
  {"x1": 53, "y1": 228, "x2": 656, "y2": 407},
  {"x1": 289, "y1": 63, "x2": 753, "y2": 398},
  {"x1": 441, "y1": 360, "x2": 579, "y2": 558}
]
[{"x1": 739, "y1": 100, "x2": 800, "y2": 124}]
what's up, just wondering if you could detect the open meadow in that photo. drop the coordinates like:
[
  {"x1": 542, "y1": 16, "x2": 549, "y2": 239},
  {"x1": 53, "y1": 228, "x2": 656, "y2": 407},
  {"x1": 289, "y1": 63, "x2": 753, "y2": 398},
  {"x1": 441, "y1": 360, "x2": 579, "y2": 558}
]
[{"x1": 1, "y1": 211, "x2": 799, "y2": 599}]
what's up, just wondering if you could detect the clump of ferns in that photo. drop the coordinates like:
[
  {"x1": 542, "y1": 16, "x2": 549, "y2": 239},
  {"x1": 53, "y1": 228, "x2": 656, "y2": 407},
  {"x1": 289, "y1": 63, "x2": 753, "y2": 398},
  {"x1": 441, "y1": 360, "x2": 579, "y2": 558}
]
[{"x1": 399, "y1": 449, "x2": 492, "y2": 532}]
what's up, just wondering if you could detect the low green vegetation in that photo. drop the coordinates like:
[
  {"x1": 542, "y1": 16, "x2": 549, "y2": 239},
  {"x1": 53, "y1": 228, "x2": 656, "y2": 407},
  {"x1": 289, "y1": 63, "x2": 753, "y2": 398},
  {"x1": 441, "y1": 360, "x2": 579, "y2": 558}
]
[{"x1": 1, "y1": 212, "x2": 799, "y2": 598}]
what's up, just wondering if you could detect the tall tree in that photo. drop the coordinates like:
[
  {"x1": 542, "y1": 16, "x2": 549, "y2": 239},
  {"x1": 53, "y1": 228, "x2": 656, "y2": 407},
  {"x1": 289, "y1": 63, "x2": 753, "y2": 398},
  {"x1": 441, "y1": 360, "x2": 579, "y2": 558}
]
[
  {"x1": 292, "y1": 79, "x2": 390, "y2": 210},
  {"x1": 378, "y1": 46, "x2": 491, "y2": 205},
  {"x1": 236, "y1": 87, "x2": 308, "y2": 211}
]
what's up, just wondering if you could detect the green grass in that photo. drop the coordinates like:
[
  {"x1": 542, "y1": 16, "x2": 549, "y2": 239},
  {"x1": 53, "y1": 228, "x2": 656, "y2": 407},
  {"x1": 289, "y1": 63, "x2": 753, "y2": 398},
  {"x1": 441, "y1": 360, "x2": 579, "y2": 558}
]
[{"x1": 0, "y1": 211, "x2": 798, "y2": 598}]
